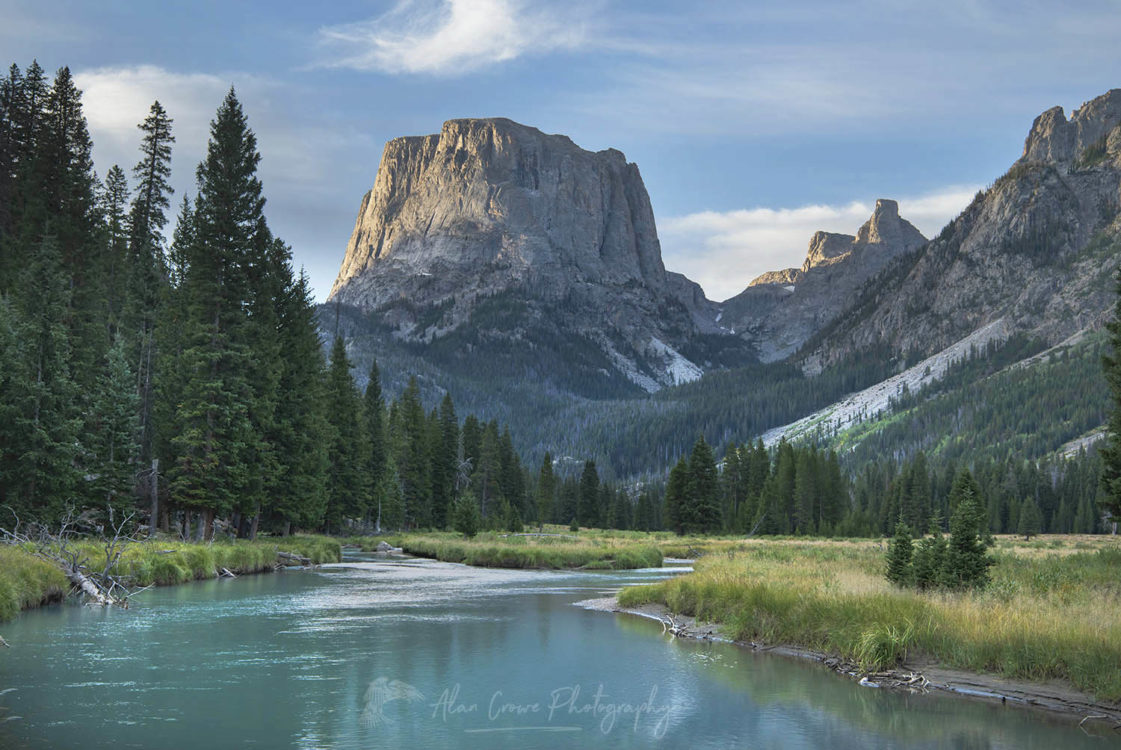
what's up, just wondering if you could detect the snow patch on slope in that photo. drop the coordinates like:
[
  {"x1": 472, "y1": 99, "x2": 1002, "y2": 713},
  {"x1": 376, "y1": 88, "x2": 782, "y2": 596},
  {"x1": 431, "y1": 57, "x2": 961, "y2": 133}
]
[
  {"x1": 647, "y1": 338, "x2": 704, "y2": 386},
  {"x1": 602, "y1": 340, "x2": 661, "y2": 393},
  {"x1": 761, "y1": 318, "x2": 1011, "y2": 447}
]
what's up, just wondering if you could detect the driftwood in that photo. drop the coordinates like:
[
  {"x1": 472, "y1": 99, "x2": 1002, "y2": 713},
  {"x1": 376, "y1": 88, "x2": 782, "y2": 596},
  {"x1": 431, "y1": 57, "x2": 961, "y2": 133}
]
[
  {"x1": 0, "y1": 635, "x2": 9, "y2": 648},
  {"x1": 0, "y1": 506, "x2": 150, "y2": 609},
  {"x1": 276, "y1": 550, "x2": 312, "y2": 566}
]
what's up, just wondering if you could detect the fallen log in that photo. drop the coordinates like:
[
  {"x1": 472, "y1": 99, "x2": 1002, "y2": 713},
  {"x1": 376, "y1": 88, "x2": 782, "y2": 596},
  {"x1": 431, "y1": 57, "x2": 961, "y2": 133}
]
[
  {"x1": 0, "y1": 635, "x2": 9, "y2": 648},
  {"x1": 276, "y1": 550, "x2": 312, "y2": 566},
  {"x1": 66, "y1": 567, "x2": 121, "y2": 607}
]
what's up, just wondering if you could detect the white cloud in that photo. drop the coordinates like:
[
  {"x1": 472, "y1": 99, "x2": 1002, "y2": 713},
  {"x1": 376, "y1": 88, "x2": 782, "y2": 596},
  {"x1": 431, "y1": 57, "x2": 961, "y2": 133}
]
[
  {"x1": 659, "y1": 185, "x2": 980, "y2": 302},
  {"x1": 315, "y1": 0, "x2": 590, "y2": 75}
]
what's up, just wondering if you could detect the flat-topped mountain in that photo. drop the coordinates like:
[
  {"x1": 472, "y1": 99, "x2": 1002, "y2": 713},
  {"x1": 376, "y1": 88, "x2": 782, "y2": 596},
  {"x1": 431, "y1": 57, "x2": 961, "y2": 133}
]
[{"x1": 329, "y1": 118, "x2": 748, "y2": 394}]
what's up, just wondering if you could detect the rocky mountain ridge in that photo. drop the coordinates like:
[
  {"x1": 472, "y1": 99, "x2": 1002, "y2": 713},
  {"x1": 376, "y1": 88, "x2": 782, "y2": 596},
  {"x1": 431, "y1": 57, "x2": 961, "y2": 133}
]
[
  {"x1": 328, "y1": 117, "x2": 747, "y2": 394},
  {"x1": 720, "y1": 199, "x2": 927, "y2": 362},
  {"x1": 806, "y1": 88, "x2": 1121, "y2": 370}
]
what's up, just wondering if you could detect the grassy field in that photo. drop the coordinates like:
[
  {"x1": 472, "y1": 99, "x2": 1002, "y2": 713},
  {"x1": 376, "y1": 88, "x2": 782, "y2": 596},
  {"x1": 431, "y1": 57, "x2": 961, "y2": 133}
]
[
  {"x1": 0, "y1": 535, "x2": 341, "y2": 622},
  {"x1": 383, "y1": 529, "x2": 665, "y2": 569},
  {"x1": 618, "y1": 534, "x2": 1121, "y2": 702}
]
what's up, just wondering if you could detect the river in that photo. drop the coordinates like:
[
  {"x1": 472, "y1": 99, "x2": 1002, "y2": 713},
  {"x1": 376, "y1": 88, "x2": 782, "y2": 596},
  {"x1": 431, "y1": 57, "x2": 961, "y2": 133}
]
[{"x1": 0, "y1": 553, "x2": 1111, "y2": 749}]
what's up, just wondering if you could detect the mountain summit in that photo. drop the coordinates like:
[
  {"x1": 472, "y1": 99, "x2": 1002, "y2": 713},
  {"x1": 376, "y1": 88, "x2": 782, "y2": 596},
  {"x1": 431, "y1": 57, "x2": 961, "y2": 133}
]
[
  {"x1": 329, "y1": 118, "x2": 743, "y2": 394},
  {"x1": 721, "y1": 199, "x2": 927, "y2": 362}
]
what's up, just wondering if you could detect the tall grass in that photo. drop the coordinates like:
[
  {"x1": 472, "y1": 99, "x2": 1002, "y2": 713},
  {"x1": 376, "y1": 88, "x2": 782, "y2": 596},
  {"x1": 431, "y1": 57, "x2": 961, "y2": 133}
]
[
  {"x1": 618, "y1": 536, "x2": 1121, "y2": 701},
  {"x1": 398, "y1": 531, "x2": 663, "y2": 569},
  {"x1": 0, "y1": 535, "x2": 341, "y2": 620},
  {"x1": 0, "y1": 546, "x2": 67, "y2": 621}
]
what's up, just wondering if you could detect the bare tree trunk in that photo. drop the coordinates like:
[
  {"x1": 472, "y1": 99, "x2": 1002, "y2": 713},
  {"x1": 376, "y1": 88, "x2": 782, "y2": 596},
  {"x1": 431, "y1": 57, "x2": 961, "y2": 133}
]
[
  {"x1": 203, "y1": 508, "x2": 214, "y2": 542},
  {"x1": 249, "y1": 502, "x2": 260, "y2": 541},
  {"x1": 147, "y1": 459, "x2": 159, "y2": 538},
  {"x1": 283, "y1": 520, "x2": 291, "y2": 537}
]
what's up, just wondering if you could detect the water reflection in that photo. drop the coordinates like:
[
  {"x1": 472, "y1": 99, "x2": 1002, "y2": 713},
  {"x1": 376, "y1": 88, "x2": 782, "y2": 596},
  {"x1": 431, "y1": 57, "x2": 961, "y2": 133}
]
[{"x1": 0, "y1": 556, "x2": 1110, "y2": 749}]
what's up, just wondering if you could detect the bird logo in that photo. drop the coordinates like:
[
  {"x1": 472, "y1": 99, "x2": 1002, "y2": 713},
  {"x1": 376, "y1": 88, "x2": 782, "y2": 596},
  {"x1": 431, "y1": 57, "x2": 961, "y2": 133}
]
[{"x1": 360, "y1": 677, "x2": 425, "y2": 728}]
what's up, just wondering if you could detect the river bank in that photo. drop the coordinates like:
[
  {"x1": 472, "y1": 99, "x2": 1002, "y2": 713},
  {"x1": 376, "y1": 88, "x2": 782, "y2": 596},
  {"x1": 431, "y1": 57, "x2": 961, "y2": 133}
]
[
  {"x1": 588, "y1": 535, "x2": 1121, "y2": 726},
  {"x1": 0, "y1": 535, "x2": 341, "y2": 624},
  {"x1": 577, "y1": 595, "x2": 1121, "y2": 728},
  {"x1": 380, "y1": 530, "x2": 664, "y2": 569}
]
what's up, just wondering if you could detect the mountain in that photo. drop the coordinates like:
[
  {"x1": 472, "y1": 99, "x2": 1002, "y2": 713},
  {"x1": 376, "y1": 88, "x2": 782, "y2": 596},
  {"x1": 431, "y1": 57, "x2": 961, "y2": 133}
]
[
  {"x1": 720, "y1": 199, "x2": 927, "y2": 362},
  {"x1": 806, "y1": 89, "x2": 1121, "y2": 370},
  {"x1": 324, "y1": 92, "x2": 1121, "y2": 480},
  {"x1": 328, "y1": 117, "x2": 750, "y2": 395}
]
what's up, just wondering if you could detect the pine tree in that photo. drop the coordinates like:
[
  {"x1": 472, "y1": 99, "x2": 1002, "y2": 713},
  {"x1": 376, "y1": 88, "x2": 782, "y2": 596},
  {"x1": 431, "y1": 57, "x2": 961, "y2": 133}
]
[
  {"x1": 98, "y1": 165, "x2": 129, "y2": 337},
  {"x1": 87, "y1": 338, "x2": 140, "y2": 518},
  {"x1": 323, "y1": 335, "x2": 370, "y2": 532},
  {"x1": 536, "y1": 452, "x2": 556, "y2": 530},
  {"x1": 270, "y1": 269, "x2": 328, "y2": 535},
  {"x1": 364, "y1": 360, "x2": 387, "y2": 499},
  {"x1": 1018, "y1": 497, "x2": 1042, "y2": 540},
  {"x1": 124, "y1": 100, "x2": 174, "y2": 467},
  {"x1": 885, "y1": 520, "x2": 914, "y2": 587},
  {"x1": 941, "y1": 477, "x2": 993, "y2": 590},
  {"x1": 398, "y1": 377, "x2": 431, "y2": 528},
  {"x1": 1102, "y1": 257, "x2": 1121, "y2": 531},
  {"x1": 912, "y1": 514, "x2": 947, "y2": 590},
  {"x1": 664, "y1": 457, "x2": 688, "y2": 535},
  {"x1": 686, "y1": 436, "x2": 721, "y2": 533},
  {"x1": 578, "y1": 460, "x2": 601, "y2": 528},
  {"x1": 452, "y1": 491, "x2": 481, "y2": 538},
  {"x1": 432, "y1": 393, "x2": 459, "y2": 528},
  {"x1": 1, "y1": 237, "x2": 81, "y2": 520},
  {"x1": 168, "y1": 90, "x2": 264, "y2": 539}
]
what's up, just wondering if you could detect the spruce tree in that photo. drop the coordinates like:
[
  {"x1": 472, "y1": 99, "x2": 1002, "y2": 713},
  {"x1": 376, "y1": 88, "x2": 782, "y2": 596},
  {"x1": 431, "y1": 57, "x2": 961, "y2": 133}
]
[
  {"x1": 686, "y1": 436, "x2": 721, "y2": 533},
  {"x1": 88, "y1": 338, "x2": 140, "y2": 518},
  {"x1": 168, "y1": 90, "x2": 264, "y2": 539},
  {"x1": 323, "y1": 335, "x2": 370, "y2": 532},
  {"x1": 941, "y1": 479, "x2": 993, "y2": 590},
  {"x1": 124, "y1": 100, "x2": 174, "y2": 466},
  {"x1": 536, "y1": 452, "x2": 556, "y2": 530},
  {"x1": 912, "y1": 515, "x2": 947, "y2": 590},
  {"x1": 578, "y1": 460, "x2": 600, "y2": 528},
  {"x1": 1017, "y1": 497, "x2": 1042, "y2": 540},
  {"x1": 1102, "y1": 259, "x2": 1121, "y2": 531},
  {"x1": 98, "y1": 165, "x2": 129, "y2": 337},
  {"x1": 664, "y1": 457, "x2": 688, "y2": 535},
  {"x1": 885, "y1": 520, "x2": 914, "y2": 587},
  {"x1": 398, "y1": 377, "x2": 431, "y2": 528}
]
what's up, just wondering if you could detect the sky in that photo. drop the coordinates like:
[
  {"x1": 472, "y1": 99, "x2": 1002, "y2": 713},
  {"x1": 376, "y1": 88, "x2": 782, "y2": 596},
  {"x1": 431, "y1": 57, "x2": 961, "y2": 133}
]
[{"x1": 4, "y1": 0, "x2": 1120, "y2": 302}]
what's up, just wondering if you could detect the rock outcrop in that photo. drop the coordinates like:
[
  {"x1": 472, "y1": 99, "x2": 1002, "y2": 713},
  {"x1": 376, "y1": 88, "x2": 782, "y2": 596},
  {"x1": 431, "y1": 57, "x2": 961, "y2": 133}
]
[
  {"x1": 329, "y1": 118, "x2": 728, "y2": 392},
  {"x1": 722, "y1": 199, "x2": 927, "y2": 362},
  {"x1": 807, "y1": 90, "x2": 1121, "y2": 369}
]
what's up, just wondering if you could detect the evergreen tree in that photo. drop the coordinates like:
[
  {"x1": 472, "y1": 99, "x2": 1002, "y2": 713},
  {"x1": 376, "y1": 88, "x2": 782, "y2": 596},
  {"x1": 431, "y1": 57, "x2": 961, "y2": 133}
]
[
  {"x1": 1018, "y1": 497, "x2": 1042, "y2": 540},
  {"x1": 912, "y1": 515, "x2": 947, "y2": 590},
  {"x1": 124, "y1": 100, "x2": 174, "y2": 467},
  {"x1": 578, "y1": 460, "x2": 600, "y2": 528},
  {"x1": 451, "y1": 491, "x2": 481, "y2": 538},
  {"x1": 686, "y1": 436, "x2": 721, "y2": 533},
  {"x1": 323, "y1": 336, "x2": 370, "y2": 532},
  {"x1": 168, "y1": 90, "x2": 264, "y2": 539},
  {"x1": 941, "y1": 478, "x2": 993, "y2": 590},
  {"x1": 270, "y1": 269, "x2": 328, "y2": 534},
  {"x1": 536, "y1": 452, "x2": 556, "y2": 530},
  {"x1": 1102, "y1": 257, "x2": 1121, "y2": 531},
  {"x1": 664, "y1": 457, "x2": 688, "y2": 535},
  {"x1": 885, "y1": 520, "x2": 914, "y2": 587},
  {"x1": 87, "y1": 338, "x2": 140, "y2": 518},
  {"x1": 98, "y1": 165, "x2": 129, "y2": 337},
  {"x1": 398, "y1": 376, "x2": 431, "y2": 527}
]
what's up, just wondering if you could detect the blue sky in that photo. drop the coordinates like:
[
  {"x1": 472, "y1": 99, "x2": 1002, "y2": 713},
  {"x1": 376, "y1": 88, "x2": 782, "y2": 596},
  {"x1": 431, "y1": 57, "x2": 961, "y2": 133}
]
[{"x1": 4, "y1": 0, "x2": 1120, "y2": 301}]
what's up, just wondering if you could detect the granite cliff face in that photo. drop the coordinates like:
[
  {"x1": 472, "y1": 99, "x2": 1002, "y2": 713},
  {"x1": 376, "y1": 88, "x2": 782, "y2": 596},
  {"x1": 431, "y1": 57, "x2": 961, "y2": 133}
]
[
  {"x1": 329, "y1": 118, "x2": 739, "y2": 393},
  {"x1": 721, "y1": 199, "x2": 927, "y2": 362},
  {"x1": 807, "y1": 89, "x2": 1121, "y2": 369}
]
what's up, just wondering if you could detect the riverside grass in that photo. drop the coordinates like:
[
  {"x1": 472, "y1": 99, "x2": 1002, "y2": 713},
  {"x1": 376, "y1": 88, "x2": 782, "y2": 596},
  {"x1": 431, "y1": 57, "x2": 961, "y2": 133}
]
[
  {"x1": 0, "y1": 535, "x2": 341, "y2": 621},
  {"x1": 618, "y1": 535, "x2": 1121, "y2": 702},
  {"x1": 384, "y1": 529, "x2": 664, "y2": 570}
]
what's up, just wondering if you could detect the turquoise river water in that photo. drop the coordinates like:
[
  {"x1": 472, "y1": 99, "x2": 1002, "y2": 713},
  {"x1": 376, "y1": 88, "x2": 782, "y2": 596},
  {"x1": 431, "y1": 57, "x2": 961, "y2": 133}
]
[{"x1": 0, "y1": 553, "x2": 1114, "y2": 749}]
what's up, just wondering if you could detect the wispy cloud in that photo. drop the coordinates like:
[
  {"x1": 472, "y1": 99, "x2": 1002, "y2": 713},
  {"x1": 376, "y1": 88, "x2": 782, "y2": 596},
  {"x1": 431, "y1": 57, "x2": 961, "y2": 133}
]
[
  {"x1": 659, "y1": 185, "x2": 981, "y2": 302},
  {"x1": 315, "y1": 0, "x2": 591, "y2": 75}
]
